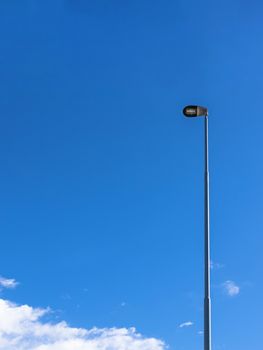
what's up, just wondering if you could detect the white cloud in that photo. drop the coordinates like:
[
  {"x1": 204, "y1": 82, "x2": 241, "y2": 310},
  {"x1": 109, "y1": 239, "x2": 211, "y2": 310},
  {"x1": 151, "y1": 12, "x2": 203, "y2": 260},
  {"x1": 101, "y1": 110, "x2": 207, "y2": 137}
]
[
  {"x1": 0, "y1": 277, "x2": 18, "y2": 290},
  {"x1": 179, "y1": 321, "x2": 193, "y2": 328},
  {"x1": 222, "y1": 280, "x2": 240, "y2": 297},
  {"x1": 0, "y1": 299, "x2": 166, "y2": 350}
]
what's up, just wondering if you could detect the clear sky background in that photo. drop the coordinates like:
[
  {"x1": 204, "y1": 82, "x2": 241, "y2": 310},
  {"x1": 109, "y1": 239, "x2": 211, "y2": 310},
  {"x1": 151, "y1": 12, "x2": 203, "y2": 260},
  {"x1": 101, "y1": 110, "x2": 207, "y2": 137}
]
[{"x1": 0, "y1": 1, "x2": 262, "y2": 350}]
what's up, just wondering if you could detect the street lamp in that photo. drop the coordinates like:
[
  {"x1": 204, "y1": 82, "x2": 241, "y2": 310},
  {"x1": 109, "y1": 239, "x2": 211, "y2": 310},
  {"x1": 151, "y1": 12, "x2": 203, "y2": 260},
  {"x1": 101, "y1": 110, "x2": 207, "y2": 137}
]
[{"x1": 183, "y1": 105, "x2": 211, "y2": 350}]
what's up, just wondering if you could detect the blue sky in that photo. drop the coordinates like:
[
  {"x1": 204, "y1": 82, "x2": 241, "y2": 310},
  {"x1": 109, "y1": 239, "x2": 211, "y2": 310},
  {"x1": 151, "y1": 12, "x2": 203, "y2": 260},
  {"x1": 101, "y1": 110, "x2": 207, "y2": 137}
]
[{"x1": 0, "y1": 1, "x2": 262, "y2": 349}]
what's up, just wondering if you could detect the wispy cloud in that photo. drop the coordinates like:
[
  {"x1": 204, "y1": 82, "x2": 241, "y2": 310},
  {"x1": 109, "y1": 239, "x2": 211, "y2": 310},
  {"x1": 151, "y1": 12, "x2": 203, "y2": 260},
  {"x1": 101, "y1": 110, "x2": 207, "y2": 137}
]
[
  {"x1": 210, "y1": 260, "x2": 224, "y2": 270},
  {"x1": 61, "y1": 293, "x2": 72, "y2": 300},
  {"x1": 0, "y1": 298, "x2": 166, "y2": 350},
  {"x1": 0, "y1": 277, "x2": 19, "y2": 290},
  {"x1": 179, "y1": 321, "x2": 194, "y2": 328},
  {"x1": 222, "y1": 280, "x2": 240, "y2": 296}
]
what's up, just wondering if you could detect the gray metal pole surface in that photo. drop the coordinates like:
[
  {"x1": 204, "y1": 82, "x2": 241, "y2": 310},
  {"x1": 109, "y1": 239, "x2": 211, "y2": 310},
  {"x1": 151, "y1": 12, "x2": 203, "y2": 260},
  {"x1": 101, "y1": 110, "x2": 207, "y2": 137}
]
[{"x1": 204, "y1": 115, "x2": 212, "y2": 350}]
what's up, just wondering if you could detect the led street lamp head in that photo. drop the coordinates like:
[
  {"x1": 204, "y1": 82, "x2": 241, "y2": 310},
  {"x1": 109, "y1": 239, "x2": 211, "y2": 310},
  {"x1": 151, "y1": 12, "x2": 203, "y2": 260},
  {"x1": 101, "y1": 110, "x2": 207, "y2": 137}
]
[{"x1": 183, "y1": 105, "x2": 208, "y2": 117}]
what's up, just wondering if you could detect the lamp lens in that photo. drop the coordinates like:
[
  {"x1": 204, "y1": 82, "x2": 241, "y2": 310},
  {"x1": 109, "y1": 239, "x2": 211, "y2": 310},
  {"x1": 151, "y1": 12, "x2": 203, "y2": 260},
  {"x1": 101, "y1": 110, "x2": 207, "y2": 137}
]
[{"x1": 183, "y1": 106, "x2": 198, "y2": 117}]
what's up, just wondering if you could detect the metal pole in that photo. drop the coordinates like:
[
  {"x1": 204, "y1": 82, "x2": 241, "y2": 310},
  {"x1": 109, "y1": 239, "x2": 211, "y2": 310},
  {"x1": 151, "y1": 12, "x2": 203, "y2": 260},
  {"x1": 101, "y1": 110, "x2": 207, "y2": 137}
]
[{"x1": 204, "y1": 114, "x2": 211, "y2": 350}]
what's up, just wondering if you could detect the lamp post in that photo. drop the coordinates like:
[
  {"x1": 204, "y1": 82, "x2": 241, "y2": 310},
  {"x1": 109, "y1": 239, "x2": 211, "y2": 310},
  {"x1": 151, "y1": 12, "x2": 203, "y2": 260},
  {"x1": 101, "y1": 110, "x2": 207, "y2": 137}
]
[{"x1": 183, "y1": 105, "x2": 211, "y2": 350}]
